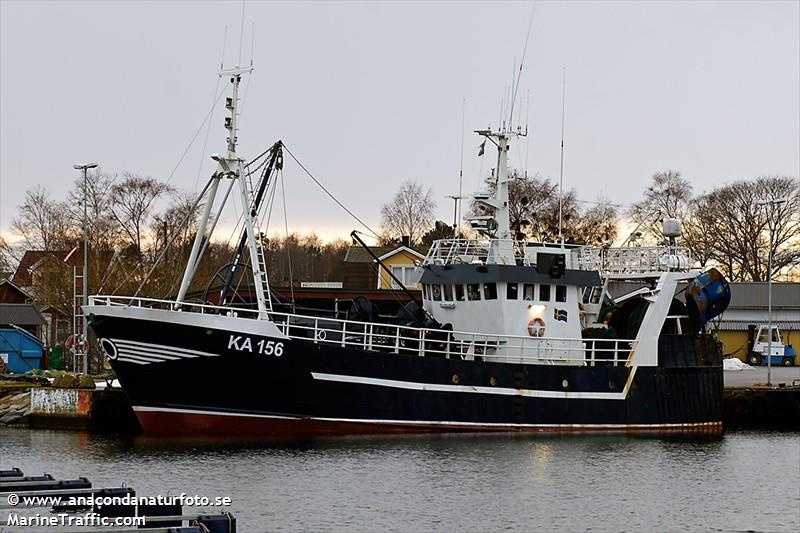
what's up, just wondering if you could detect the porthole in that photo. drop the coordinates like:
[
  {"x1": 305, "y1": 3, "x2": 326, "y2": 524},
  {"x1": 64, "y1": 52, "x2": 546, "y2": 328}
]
[
  {"x1": 561, "y1": 379, "x2": 569, "y2": 389},
  {"x1": 608, "y1": 380, "x2": 616, "y2": 390},
  {"x1": 452, "y1": 374, "x2": 460, "y2": 384},
  {"x1": 489, "y1": 376, "x2": 497, "y2": 386},
  {"x1": 100, "y1": 338, "x2": 118, "y2": 360}
]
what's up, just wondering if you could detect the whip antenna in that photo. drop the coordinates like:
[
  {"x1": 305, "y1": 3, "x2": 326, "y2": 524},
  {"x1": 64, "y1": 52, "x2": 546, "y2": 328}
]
[
  {"x1": 558, "y1": 66, "x2": 566, "y2": 243},
  {"x1": 238, "y1": 0, "x2": 246, "y2": 65},
  {"x1": 508, "y1": 1, "x2": 537, "y2": 127}
]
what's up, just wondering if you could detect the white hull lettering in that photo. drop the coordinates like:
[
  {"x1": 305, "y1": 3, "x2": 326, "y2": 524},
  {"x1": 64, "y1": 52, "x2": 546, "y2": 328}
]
[{"x1": 228, "y1": 334, "x2": 283, "y2": 357}]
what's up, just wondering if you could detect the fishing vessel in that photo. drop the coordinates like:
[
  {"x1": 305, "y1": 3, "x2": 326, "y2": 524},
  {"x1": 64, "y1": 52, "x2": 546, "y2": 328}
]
[{"x1": 85, "y1": 63, "x2": 731, "y2": 437}]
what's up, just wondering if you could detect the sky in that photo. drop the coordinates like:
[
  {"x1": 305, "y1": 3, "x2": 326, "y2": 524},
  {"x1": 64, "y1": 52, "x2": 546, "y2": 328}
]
[{"x1": 1, "y1": 0, "x2": 798, "y2": 244}]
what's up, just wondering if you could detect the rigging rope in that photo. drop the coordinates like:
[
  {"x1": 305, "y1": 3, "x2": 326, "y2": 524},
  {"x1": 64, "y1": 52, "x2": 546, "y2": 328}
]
[
  {"x1": 166, "y1": 85, "x2": 228, "y2": 185},
  {"x1": 280, "y1": 170, "x2": 296, "y2": 311},
  {"x1": 128, "y1": 177, "x2": 216, "y2": 299},
  {"x1": 282, "y1": 144, "x2": 382, "y2": 241}
]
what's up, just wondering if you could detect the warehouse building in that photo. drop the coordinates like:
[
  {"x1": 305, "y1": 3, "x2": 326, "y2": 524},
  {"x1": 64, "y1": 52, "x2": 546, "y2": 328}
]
[{"x1": 717, "y1": 282, "x2": 800, "y2": 361}]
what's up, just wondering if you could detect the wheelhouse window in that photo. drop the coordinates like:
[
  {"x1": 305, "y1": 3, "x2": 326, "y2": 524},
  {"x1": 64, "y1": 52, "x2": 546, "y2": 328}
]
[
  {"x1": 443, "y1": 284, "x2": 454, "y2": 301},
  {"x1": 431, "y1": 284, "x2": 442, "y2": 301},
  {"x1": 422, "y1": 284, "x2": 429, "y2": 299},
  {"x1": 467, "y1": 284, "x2": 481, "y2": 301},
  {"x1": 523, "y1": 284, "x2": 535, "y2": 301},
  {"x1": 455, "y1": 284, "x2": 465, "y2": 301},
  {"x1": 484, "y1": 283, "x2": 497, "y2": 300},
  {"x1": 556, "y1": 285, "x2": 567, "y2": 302},
  {"x1": 539, "y1": 284, "x2": 551, "y2": 301},
  {"x1": 507, "y1": 282, "x2": 518, "y2": 300}
]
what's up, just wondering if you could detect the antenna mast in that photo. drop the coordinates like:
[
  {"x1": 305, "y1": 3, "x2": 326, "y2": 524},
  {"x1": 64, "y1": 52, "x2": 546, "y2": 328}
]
[
  {"x1": 558, "y1": 66, "x2": 566, "y2": 243},
  {"x1": 457, "y1": 98, "x2": 466, "y2": 234}
]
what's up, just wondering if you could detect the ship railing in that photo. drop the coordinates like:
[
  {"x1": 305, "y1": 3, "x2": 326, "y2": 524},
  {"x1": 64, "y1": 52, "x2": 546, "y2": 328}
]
[
  {"x1": 90, "y1": 295, "x2": 636, "y2": 366},
  {"x1": 271, "y1": 312, "x2": 634, "y2": 366},
  {"x1": 573, "y1": 245, "x2": 692, "y2": 274},
  {"x1": 424, "y1": 239, "x2": 530, "y2": 266},
  {"x1": 425, "y1": 239, "x2": 692, "y2": 275}
]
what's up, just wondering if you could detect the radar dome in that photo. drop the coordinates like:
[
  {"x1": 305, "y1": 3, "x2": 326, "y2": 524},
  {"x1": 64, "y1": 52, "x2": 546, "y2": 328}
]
[{"x1": 662, "y1": 218, "x2": 683, "y2": 238}]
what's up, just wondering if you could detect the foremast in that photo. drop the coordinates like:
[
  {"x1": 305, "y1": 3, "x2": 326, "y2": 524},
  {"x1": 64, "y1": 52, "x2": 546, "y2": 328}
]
[
  {"x1": 469, "y1": 129, "x2": 525, "y2": 265},
  {"x1": 175, "y1": 64, "x2": 272, "y2": 316}
]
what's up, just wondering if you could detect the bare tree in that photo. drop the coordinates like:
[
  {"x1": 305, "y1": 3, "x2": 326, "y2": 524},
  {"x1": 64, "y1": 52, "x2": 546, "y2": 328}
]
[
  {"x1": 0, "y1": 235, "x2": 16, "y2": 275},
  {"x1": 629, "y1": 170, "x2": 693, "y2": 241},
  {"x1": 682, "y1": 176, "x2": 799, "y2": 281},
  {"x1": 110, "y1": 173, "x2": 172, "y2": 256},
  {"x1": 380, "y1": 181, "x2": 436, "y2": 245},
  {"x1": 574, "y1": 201, "x2": 619, "y2": 245},
  {"x1": 682, "y1": 195, "x2": 718, "y2": 270},
  {"x1": 11, "y1": 186, "x2": 75, "y2": 250},
  {"x1": 476, "y1": 171, "x2": 598, "y2": 243},
  {"x1": 67, "y1": 170, "x2": 120, "y2": 252}
]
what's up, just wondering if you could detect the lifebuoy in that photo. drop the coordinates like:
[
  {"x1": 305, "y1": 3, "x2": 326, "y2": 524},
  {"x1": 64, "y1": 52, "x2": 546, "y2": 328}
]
[
  {"x1": 527, "y1": 318, "x2": 545, "y2": 337},
  {"x1": 65, "y1": 335, "x2": 86, "y2": 351}
]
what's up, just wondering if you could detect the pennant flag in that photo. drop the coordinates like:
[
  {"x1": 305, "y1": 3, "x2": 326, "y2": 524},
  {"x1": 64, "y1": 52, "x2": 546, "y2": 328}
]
[
  {"x1": 477, "y1": 141, "x2": 486, "y2": 157},
  {"x1": 554, "y1": 308, "x2": 568, "y2": 322}
]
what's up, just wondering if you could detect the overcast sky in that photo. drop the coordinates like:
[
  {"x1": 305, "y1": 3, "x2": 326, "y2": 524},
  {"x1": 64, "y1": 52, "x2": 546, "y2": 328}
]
[{"x1": 1, "y1": 0, "x2": 798, "y2": 243}]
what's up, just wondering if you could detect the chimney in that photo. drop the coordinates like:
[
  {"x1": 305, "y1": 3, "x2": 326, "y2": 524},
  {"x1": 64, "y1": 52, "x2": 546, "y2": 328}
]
[{"x1": 401, "y1": 235, "x2": 410, "y2": 247}]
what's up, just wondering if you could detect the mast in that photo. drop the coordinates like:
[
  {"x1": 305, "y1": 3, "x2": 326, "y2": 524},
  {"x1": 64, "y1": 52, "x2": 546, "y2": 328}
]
[
  {"x1": 468, "y1": 128, "x2": 521, "y2": 265},
  {"x1": 175, "y1": 63, "x2": 272, "y2": 316}
]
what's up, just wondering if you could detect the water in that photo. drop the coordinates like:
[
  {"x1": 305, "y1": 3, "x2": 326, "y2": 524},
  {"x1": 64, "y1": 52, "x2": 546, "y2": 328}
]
[{"x1": 2, "y1": 428, "x2": 799, "y2": 532}]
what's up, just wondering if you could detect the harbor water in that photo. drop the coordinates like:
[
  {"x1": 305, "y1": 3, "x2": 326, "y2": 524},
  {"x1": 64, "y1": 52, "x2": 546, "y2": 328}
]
[{"x1": 2, "y1": 428, "x2": 799, "y2": 532}]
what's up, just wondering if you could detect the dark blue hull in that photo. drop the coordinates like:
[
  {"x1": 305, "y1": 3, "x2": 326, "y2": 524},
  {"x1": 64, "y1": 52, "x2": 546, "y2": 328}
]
[{"x1": 88, "y1": 312, "x2": 723, "y2": 436}]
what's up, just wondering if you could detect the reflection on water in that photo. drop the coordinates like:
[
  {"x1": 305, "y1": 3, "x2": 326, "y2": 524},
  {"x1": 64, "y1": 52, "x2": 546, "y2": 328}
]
[{"x1": 2, "y1": 428, "x2": 798, "y2": 532}]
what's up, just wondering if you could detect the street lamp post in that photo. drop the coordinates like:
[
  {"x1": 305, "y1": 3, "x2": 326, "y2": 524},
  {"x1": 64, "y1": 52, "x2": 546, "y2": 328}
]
[
  {"x1": 73, "y1": 162, "x2": 98, "y2": 374},
  {"x1": 757, "y1": 197, "x2": 788, "y2": 388}
]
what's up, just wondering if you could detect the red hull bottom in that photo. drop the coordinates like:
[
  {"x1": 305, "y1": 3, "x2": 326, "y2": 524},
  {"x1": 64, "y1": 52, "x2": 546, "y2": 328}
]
[{"x1": 133, "y1": 407, "x2": 723, "y2": 439}]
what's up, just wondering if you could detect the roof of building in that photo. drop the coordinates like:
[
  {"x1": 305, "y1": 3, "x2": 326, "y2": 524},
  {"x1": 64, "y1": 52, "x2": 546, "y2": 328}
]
[
  {"x1": 0, "y1": 278, "x2": 32, "y2": 300},
  {"x1": 377, "y1": 246, "x2": 427, "y2": 262},
  {"x1": 717, "y1": 320, "x2": 800, "y2": 331},
  {"x1": 10, "y1": 249, "x2": 115, "y2": 287},
  {"x1": 728, "y1": 283, "x2": 800, "y2": 310},
  {"x1": 344, "y1": 245, "x2": 428, "y2": 263},
  {"x1": 11, "y1": 250, "x2": 77, "y2": 286},
  {"x1": 343, "y1": 246, "x2": 396, "y2": 263},
  {"x1": 0, "y1": 303, "x2": 46, "y2": 326}
]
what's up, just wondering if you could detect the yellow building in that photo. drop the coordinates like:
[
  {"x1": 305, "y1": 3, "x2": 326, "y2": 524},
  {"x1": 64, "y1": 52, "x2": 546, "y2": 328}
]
[
  {"x1": 342, "y1": 241, "x2": 426, "y2": 291},
  {"x1": 717, "y1": 283, "x2": 800, "y2": 361},
  {"x1": 375, "y1": 246, "x2": 426, "y2": 290}
]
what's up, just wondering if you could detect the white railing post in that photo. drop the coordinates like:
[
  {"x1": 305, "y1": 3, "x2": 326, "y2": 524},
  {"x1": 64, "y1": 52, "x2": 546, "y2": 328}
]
[
  {"x1": 419, "y1": 330, "x2": 426, "y2": 357},
  {"x1": 394, "y1": 326, "x2": 401, "y2": 354},
  {"x1": 341, "y1": 321, "x2": 347, "y2": 348}
]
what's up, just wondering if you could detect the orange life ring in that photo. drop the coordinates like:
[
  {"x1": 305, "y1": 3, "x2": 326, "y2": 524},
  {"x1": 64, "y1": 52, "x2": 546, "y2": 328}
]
[
  {"x1": 66, "y1": 335, "x2": 85, "y2": 351},
  {"x1": 527, "y1": 318, "x2": 545, "y2": 337}
]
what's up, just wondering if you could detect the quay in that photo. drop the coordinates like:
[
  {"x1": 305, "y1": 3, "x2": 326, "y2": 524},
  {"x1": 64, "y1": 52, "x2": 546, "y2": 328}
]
[{"x1": 2, "y1": 366, "x2": 798, "y2": 433}]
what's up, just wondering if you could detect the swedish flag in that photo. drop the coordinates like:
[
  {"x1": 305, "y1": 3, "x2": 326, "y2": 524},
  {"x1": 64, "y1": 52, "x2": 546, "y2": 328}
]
[
  {"x1": 554, "y1": 308, "x2": 568, "y2": 322},
  {"x1": 477, "y1": 141, "x2": 486, "y2": 157}
]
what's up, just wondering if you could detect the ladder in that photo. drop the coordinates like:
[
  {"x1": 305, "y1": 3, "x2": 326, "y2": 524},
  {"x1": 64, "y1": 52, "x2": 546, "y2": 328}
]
[
  {"x1": 242, "y1": 174, "x2": 272, "y2": 312},
  {"x1": 72, "y1": 266, "x2": 86, "y2": 374}
]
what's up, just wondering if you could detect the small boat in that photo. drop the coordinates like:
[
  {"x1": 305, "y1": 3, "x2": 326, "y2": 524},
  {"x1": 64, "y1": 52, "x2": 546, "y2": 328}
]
[{"x1": 85, "y1": 60, "x2": 730, "y2": 437}]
